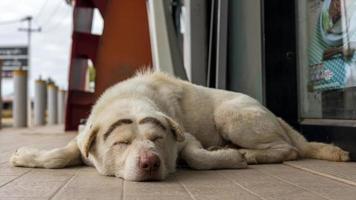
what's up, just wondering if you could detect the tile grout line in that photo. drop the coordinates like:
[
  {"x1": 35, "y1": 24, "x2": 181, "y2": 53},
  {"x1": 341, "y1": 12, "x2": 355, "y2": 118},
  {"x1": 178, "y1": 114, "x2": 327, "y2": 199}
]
[
  {"x1": 0, "y1": 169, "x2": 32, "y2": 188},
  {"x1": 48, "y1": 170, "x2": 78, "y2": 200},
  {"x1": 254, "y1": 166, "x2": 331, "y2": 200},
  {"x1": 219, "y1": 172, "x2": 267, "y2": 200},
  {"x1": 176, "y1": 176, "x2": 198, "y2": 200},
  {"x1": 284, "y1": 162, "x2": 356, "y2": 187},
  {"x1": 0, "y1": 175, "x2": 19, "y2": 187},
  {"x1": 121, "y1": 179, "x2": 125, "y2": 200}
]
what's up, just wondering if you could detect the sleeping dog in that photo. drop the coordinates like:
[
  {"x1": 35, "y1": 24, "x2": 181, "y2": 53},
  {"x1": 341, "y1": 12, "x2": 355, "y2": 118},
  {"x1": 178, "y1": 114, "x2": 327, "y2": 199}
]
[{"x1": 10, "y1": 70, "x2": 349, "y2": 181}]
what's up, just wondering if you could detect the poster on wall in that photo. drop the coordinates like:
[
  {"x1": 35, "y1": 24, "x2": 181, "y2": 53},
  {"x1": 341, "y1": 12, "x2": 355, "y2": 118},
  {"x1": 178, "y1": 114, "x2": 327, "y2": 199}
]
[{"x1": 308, "y1": 0, "x2": 356, "y2": 91}]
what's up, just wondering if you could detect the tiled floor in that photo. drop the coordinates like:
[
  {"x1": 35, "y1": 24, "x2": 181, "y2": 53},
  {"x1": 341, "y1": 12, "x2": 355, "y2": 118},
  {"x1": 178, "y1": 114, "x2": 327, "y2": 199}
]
[{"x1": 1, "y1": 126, "x2": 356, "y2": 200}]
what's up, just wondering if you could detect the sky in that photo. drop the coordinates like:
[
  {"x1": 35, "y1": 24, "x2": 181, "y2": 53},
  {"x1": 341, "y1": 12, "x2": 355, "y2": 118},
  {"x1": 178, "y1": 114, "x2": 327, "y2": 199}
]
[{"x1": 0, "y1": 0, "x2": 103, "y2": 97}]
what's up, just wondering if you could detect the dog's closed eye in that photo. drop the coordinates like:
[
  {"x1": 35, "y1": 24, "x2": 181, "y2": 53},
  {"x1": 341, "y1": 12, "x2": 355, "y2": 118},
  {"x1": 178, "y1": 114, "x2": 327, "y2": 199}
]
[
  {"x1": 113, "y1": 141, "x2": 131, "y2": 146},
  {"x1": 150, "y1": 135, "x2": 164, "y2": 142}
]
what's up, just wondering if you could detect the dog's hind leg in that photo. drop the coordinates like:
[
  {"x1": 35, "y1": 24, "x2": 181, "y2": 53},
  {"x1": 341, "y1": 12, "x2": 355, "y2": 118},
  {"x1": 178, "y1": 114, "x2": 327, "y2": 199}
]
[
  {"x1": 214, "y1": 98, "x2": 301, "y2": 164},
  {"x1": 237, "y1": 143, "x2": 299, "y2": 164},
  {"x1": 180, "y1": 133, "x2": 248, "y2": 170},
  {"x1": 10, "y1": 138, "x2": 83, "y2": 168}
]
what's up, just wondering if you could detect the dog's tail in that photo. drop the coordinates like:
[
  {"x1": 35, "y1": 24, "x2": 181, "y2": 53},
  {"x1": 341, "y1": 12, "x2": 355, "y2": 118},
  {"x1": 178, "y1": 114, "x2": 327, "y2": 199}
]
[{"x1": 277, "y1": 118, "x2": 349, "y2": 162}]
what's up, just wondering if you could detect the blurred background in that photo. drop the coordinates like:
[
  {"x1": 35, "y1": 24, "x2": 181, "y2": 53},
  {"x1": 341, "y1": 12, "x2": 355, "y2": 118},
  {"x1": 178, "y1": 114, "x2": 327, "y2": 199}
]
[
  {"x1": 0, "y1": 0, "x2": 72, "y2": 95},
  {"x1": 0, "y1": 0, "x2": 103, "y2": 127},
  {"x1": 0, "y1": 0, "x2": 355, "y2": 158}
]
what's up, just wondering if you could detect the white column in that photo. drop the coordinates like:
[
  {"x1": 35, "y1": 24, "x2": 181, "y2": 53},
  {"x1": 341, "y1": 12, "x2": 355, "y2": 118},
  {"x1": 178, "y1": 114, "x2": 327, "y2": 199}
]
[
  {"x1": 0, "y1": 65, "x2": 2, "y2": 129},
  {"x1": 13, "y1": 69, "x2": 28, "y2": 127},
  {"x1": 34, "y1": 79, "x2": 47, "y2": 126},
  {"x1": 47, "y1": 83, "x2": 58, "y2": 125},
  {"x1": 57, "y1": 89, "x2": 66, "y2": 124}
]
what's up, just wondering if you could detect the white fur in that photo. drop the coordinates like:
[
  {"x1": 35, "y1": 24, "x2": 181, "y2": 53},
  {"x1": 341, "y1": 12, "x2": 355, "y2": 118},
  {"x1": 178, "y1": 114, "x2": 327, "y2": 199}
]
[{"x1": 10, "y1": 71, "x2": 349, "y2": 181}]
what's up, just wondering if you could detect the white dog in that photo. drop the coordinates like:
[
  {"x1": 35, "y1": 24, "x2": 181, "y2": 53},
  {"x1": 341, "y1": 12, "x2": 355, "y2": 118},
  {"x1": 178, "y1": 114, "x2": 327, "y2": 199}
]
[{"x1": 10, "y1": 70, "x2": 349, "y2": 181}]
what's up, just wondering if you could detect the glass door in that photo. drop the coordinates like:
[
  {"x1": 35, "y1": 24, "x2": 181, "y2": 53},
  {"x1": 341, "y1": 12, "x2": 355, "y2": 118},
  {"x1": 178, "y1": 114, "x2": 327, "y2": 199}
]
[
  {"x1": 264, "y1": 0, "x2": 356, "y2": 159},
  {"x1": 297, "y1": 0, "x2": 356, "y2": 122}
]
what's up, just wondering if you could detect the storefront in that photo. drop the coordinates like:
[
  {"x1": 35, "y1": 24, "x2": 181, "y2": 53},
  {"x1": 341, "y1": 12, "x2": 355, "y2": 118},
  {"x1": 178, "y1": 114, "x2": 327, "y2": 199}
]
[{"x1": 263, "y1": 0, "x2": 356, "y2": 159}]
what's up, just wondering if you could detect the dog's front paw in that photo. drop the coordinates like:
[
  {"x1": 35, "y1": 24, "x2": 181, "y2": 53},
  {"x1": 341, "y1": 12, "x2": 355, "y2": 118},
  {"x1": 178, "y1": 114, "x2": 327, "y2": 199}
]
[
  {"x1": 238, "y1": 149, "x2": 258, "y2": 164},
  {"x1": 229, "y1": 149, "x2": 248, "y2": 169},
  {"x1": 10, "y1": 147, "x2": 41, "y2": 167}
]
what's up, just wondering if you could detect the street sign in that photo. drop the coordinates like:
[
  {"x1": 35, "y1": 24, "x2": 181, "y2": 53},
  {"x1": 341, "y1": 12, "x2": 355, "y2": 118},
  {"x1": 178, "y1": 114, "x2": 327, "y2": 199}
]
[
  {"x1": 1, "y1": 58, "x2": 28, "y2": 69},
  {"x1": 0, "y1": 47, "x2": 28, "y2": 57},
  {"x1": 0, "y1": 46, "x2": 28, "y2": 78}
]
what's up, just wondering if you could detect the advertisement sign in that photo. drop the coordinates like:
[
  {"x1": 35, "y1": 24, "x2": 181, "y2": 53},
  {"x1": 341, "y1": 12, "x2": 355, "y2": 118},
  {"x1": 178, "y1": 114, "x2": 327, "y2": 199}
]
[
  {"x1": 0, "y1": 46, "x2": 28, "y2": 78},
  {"x1": 308, "y1": 0, "x2": 356, "y2": 91},
  {"x1": 0, "y1": 47, "x2": 28, "y2": 57}
]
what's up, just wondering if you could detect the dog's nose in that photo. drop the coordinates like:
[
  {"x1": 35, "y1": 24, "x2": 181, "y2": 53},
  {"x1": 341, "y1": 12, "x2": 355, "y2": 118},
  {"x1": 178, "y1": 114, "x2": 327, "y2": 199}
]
[{"x1": 139, "y1": 151, "x2": 160, "y2": 171}]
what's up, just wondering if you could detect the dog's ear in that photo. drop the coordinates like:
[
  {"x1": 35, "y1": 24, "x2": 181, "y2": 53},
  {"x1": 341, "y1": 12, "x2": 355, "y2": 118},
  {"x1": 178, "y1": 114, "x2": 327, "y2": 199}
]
[
  {"x1": 83, "y1": 128, "x2": 98, "y2": 158},
  {"x1": 78, "y1": 124, "x2": 99, "y2": 158},
  {"x1": 161, "y1": 114, "x2": 185, "y2": 142}
]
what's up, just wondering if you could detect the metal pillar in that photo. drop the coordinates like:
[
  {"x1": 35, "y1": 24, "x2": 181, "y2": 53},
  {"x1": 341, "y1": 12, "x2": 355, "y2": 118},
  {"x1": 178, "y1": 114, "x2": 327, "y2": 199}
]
[
  {"x1": 13, "y1": 69, "x2": 28, "y2": 127},
  {"x1": 34, "y1": 79, "x2": 47, "y2": 126},
  {"x1": 183, "y1": 0, "x2": 208, "y2": 85},
  {"x1": 214, "y1": 0, "x2": 229, "y2": 89},
  {"x1": 146, "y1": 0, "x2": 187, "y2": 80},
  {"x1": 57, "y1": 89, "x2": 66, "y2": 124},
  {"x1": 47, "y1": 83, "x2": 58, "y2": 125}
]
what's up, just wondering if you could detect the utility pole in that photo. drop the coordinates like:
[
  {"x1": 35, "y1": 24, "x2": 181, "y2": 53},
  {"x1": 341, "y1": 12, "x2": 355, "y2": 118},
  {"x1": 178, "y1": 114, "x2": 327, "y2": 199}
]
[
  {"x1": 18, "y1": 16, "x2": 41, "y2": 79},
  {"x1": 18, "y1": 16, "x2": 41, "y2": 126}
]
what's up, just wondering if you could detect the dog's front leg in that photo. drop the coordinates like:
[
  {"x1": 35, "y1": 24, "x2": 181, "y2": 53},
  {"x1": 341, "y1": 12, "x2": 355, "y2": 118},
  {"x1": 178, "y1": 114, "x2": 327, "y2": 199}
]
[
  {"x1": 179, "y1": 133, "x2": 247, "y2": 170},
  {"x1": 10, "y1": 138, "x2": 83, "y2": 169}
]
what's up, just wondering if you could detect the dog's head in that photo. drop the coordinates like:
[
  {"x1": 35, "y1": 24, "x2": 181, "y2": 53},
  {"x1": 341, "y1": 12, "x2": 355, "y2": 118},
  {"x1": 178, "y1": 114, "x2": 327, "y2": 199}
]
[{"x1": 78, "y1": 100, "x2": 184, "y2": 181}]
